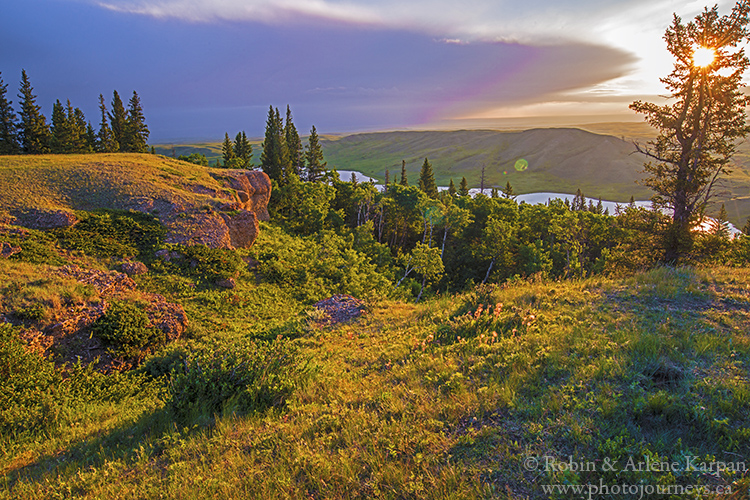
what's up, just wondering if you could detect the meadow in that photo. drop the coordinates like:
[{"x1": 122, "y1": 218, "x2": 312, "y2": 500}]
[{"x1": 0, "y1": 220, "x2": 748, "y2": 498}]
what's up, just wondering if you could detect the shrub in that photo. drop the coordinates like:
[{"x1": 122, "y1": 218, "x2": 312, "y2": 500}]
[
  {"x1": 165, "y1": 337, "x2": 305, "y2": 425},
  {"x1": 55, "y1": 210, "x2": 165, "y2": 260},
  {"x1": 92, "y1": 300, "x2": 166, "y2": 359}
]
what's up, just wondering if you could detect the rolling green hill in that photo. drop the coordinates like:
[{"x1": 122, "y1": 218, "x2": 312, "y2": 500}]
[{"x1": 153, "y1": 124, "x2": 750, "y2": 226}]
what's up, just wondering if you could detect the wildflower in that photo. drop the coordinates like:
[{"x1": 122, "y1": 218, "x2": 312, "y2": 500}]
[
  {"x1": 512, "y1": 328, "x2": 517, "y2": 334},
  {"x1": 528, "y1": 314, "x2": 535, "y2": 321}
]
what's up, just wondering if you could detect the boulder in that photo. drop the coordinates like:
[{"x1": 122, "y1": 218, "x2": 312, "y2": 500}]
[
  {"x1": 20, "y1": 208, "x2": 78, "y2": 230},
  {"x1": 214, "y1": 170, "x2": 272, "y2": 221},
  {"x1": 120, "y1": 261, "x2": 149, "y2": 276},
  {"x1": 0, "y1": 242, "x2": 21, "y2": 259}
]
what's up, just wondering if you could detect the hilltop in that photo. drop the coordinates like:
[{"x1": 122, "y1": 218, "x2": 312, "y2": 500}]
[{"x1": 0, "y1": 153, "x2": 271, "y2": 249}]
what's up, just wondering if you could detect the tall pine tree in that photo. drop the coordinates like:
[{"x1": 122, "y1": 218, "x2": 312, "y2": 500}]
[
  {"x1": 17, "y1": 70, "x2": 50, "y2": 154},
  {"x1": 400, "y1": 160, "x2": 408, "y2": 186},
  {"x1": 234, "y1": 131, "x2": 252, "y2": 168},
  {"x1": 418, "y1": 157, "x2": 438, "y2": 198},
  {"x1": 285, "y1": 105, "x2": 303, "y2": 178},
  {"x1": 458, "y1": 176, "x2": 469, "y2": 196},
  {"x1": 109, "y1": 90, "x2": 127, "y2": 151},
  {"x1": 124, "y1": 91, "x2": 149, "y2": 152},
  {"x1": 97, "y1": 94, "x2": 118, "y2": 152},
  {"x1": 0, "y1": 72, "x2": 20, "y2": 154},
  {"x1": 222, "y1": 132, "x2": 236, "y2": 167},
  {"x1": 305, "y1": 125, "x2": 327, "y2": 182},
  {"x1": 260, "y1": 106, "x2": 289, "y2": 183},
  {"x1": 50, "y1": 99, "x2": 71, "y2": 153}
]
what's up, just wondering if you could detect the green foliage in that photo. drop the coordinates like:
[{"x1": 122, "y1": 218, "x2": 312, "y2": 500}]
[
  {"x1": 177, "y1": 152, "x2": 208, "y2": 166},
  {"x1": 0, "y1": 323, "x2": 151, "y2": 435},
  {"x1": 164, "y1": 337, "x2": 304, "y2": 425},
  {"x1": 154, "y1": 243, "x2": 243, "y2": 284},
  {"x1": 92, "y1": 300, "x2": 165, "y2": 359},
  {"x1": 252, "y1": 223, "x2": 391, "y2": 302},
  {"x1": 0, "y1": 71, "x2": 20, "y2": 155},
  {"x1": 55, "y1": 210, "x2": 165, "y2": 259},
  {"x1": 17, "y1": 69, "x2": 50, "y2": 154}
]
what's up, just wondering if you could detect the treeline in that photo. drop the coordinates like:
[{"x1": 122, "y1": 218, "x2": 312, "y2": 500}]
[
  {"x1": 0, "y1": 70, "x2": 149, "y2": 155},
  {"x1": 257, "y1": 107, "x2": 750, "y2": 298}
]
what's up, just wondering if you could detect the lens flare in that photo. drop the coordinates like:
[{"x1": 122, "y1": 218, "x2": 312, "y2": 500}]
[
  {"x1": 514, "y1": 159, "x2": 529, "y2": 172},
  {"x1": 693, "y1": 46, "x2": 716, "y2": 68}
]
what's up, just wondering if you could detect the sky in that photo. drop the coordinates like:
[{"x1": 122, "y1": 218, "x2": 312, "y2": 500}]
[{"x1": 0, "y1": 0, "x2": 737, "y2": 142}]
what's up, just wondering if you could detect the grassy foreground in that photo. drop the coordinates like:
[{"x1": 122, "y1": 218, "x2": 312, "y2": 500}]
[{"x1": 2, "y1": 263, "x2": 749, "y2": 499}]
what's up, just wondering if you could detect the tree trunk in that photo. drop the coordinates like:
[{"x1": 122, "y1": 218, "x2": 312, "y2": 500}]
[
  {"x1": 482, "y1": 257, "x2": 495, "y2": 285},
  {"x1": 416, "y1": 275, "x2": 426, "y2": 303}
]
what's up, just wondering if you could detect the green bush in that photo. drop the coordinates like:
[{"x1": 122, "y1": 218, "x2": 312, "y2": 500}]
[
  {"x1": 55, "y1": 210, "x2": 165, "y2": 259},
  {"x1": 150, "y1": 244, "x2": 243, "y2": 284},
  {"x1": 92, "y1": 300, "x2": 166, "y2": 359},
  {"x1": 165, "y1": 337, "x2": 304, "y2": 425}
]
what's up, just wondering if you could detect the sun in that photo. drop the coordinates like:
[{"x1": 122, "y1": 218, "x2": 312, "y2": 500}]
[{"x1": 693, "y1": 46, "x2": 716, "y2": 68}]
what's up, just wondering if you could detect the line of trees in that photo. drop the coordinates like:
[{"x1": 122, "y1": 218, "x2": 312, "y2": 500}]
[{"x1": 0, "y1": 70, "x2": 150, "y2": 155}]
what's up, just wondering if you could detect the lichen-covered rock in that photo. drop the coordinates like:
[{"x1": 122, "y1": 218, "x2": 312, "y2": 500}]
[
  {"x1": 213, "y1": 170, "x2": 272, "y2": 221},
  {"x1": 120, "y1": 261, "x2": 149, "y2": 276},
  {"x1": 20, "y1": 208, "x2": 78, "y2": 230},
  {"x1": 0, "y1": 242, "x2": 21, "y2": 259}
]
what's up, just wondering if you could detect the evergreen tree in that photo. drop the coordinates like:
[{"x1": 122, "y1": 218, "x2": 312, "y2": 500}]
[
  {"x1": 630, "y1": 2, "x2": 750, "y2": 262},
  {"x1": 572, "y1": 189, "x2": 586, "y2": 211},
  {"x1": 400, "y1": 160, "x2": 408, "y2": 186},
  {"x1": 85, "y1": 122, "x2": 97, "y2": 152},
  {"x1": 305, "y1": 124, "x2": 327, "y2": 182},
  {"x1": 285, "y1": 105, "x2": 303, "y2": 177},
  {"x1": 742, "y1": 217, "x2": 750, "y2": 236},
  {"x1": 17, "y1": 70, "x2": 50, "y2": 154},
  {"x1": 458, "y1": 176, "x2": 469, "y2": 196},
  {"x1": 260, "y1": 105, "x2": 289, "y2": 183},
  {"x1": 69, "y1": 101, "x2": 89, "y2": 153},
  {"x1": 222, "y1": 132, "x2": 235, "y2": 167},
  {"x1": 234, "y1": 131, "x2": 252, "y2": 168},
  {"x1": 97, "y1": 94, "x2": 118, "y2": 152},
  {"x1": 49, "y1": 100, "x2": 70, "y2": 153},
  {"x1": 491, "y1": 187, "x2": 499, "y2": 198},
  {"x1": 418, "y1": 157, "x2": 438, "y2": 198},
  {"x1": 384, "y1": 169, "x2": 390, "y2": 192},
  {"x1": 710, "y1": 203, "x2": 730, "y2": 238},
  {"x1": 109, "y1": 90, "x2": 127, "y2": 151},
  {"x1": 0, "y1": 72, "x2": 20, "y2": 154},
  {"x1": 448, "y1": 178, "x2": 457, "y2": 197},
  {"x1": 124, "y1": 91, "x2": 149, "y2": 152},
  {"x1": 502, "y1": 181, "x2": 516, "y2": 200}
]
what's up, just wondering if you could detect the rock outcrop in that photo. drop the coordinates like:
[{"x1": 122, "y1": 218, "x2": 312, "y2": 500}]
[{"x1": 163, "y1": 170, "x2": 271, "y2": 250}]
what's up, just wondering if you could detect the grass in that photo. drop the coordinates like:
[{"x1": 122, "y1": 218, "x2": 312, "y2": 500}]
[
  {"x1": 0, "y1": 154, "x2": 236, "y2": 216},
  {"x1": 2, "y1": 260, "x2": 749, "y2": 498}
]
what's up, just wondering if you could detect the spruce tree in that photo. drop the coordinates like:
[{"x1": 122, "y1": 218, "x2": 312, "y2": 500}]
[
  {"x1": 109, "y1": 90, "x2": 127, "y2": 151},
  {"x1": 260, "y1": 106, "x2": 289, "y2": 183},
  {"x1": 400, "y1": 160, "x2": 408, "y2": 186},
  {"x1": 85, "y1": 122, "x2": 97, "y2": 152},
  {"x1": 502, "y1": 181, "x2": 516, "y2": 199},
  {"x1": 459, "y1": 176, "x2": 469, "y2": 196},
  {"x1": 0, "y1": 72, "x2": 20, "y2": 154},
  {"x1": 448, "y1": 178, "x2": 457, "y2": 197},
  {"x1": 124, "y1": 91, "x2": 149, "y2": 152},
  {"x1": 69, "y1": 101, "x2": 89, "y2": 153},
  {"x1": 418, "y1": 157, "x2": 438, "y2": 198},
  {"x1": 50, "y1": 100, "x2": 71, "y2": 153},
  {"x1": 222, "y1": 132, "x2": 236, "y2": 167},
  {"x1": 17, "y1": 70, "x2": 50, "y2": 154},
  {"x1": 97, "y1": 94, "x2": 118, "y2": 152},
  {"x1": 285, "y1": 105, "x2": 303, "y2": 178},
  {"x1": 234, "y1": 131, "x2": 252, "y2": 168},
  {"x1": 304, "y1": 124, "x2": 327, "y2": 182}
]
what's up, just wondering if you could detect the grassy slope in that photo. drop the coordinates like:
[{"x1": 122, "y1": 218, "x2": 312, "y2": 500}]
[
  {"x1": 3, "y1": 264, "x2": 749, "y2": 499},
  {"x1": 0, "y1": 154, "x2": 237, "y2": 217}
]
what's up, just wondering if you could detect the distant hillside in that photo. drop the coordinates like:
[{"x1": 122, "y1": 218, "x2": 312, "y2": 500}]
[
  {"x1": 152, "y1": 125, "x2": 750, "y2": 225},
  {"x1": 320, "y1": 128, "x2": 653, "y2": 201}
]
